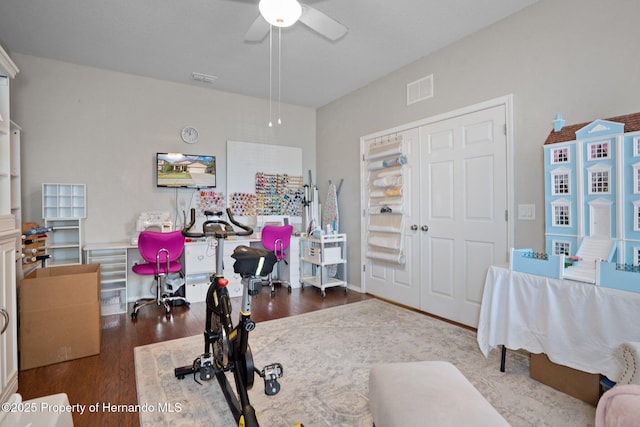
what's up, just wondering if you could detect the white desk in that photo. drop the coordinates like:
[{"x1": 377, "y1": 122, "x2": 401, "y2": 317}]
[
  {"x1": 477, "y1": 265, "x2": 640, "y2": 380},
  {"x1": 85, "y1": 236, "x2": 300, "y2": 307}
]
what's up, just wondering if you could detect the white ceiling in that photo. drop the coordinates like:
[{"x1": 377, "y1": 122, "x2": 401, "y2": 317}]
[{"x1": 0, "y1": 0, "x2": 537, "y2": 108}]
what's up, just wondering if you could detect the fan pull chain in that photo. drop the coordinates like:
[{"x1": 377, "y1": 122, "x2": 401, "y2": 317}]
[
  {"x1": 278, "y1": 26, "x2": 282, "y2": 125},
  {"x1": 268, "y1": 25, "x2": 273, "y2": 127}
]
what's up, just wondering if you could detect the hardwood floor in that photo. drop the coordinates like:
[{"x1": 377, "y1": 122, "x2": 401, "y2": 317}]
[{"x1": 17, "y1": 287, "x2": 371, "y2": 427}]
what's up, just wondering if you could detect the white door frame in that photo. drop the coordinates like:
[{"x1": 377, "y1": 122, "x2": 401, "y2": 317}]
[{"x1": 360, "y1": 94, "x2": 515, "y2": 293}]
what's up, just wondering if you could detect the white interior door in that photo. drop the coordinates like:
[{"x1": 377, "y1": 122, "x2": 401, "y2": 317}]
[
  {"x1": 362, "y1": 128, "x2": 420, "y2": 307},
  {"x1": 419, "y1": 105, "x2": 508, "y2": 327}
]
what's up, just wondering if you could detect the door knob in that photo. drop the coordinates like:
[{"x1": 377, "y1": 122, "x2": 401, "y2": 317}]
[
  {"x1": 0, "y1": 308, "x2": 8, "y2": 335},
  {"x1": 410, "y1": 224, "x2": 418, "y2": 231},
  {"x1": 421, "y1": 225, "x2": 429, "y2": 232}
]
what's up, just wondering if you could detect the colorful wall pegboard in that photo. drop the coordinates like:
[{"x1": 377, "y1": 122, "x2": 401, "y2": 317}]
[
  {"x1": 254, "y1": 172, "x2": 304, "y2": 216},
  {"x1": 229, "y1": 192, "x2": 258, "y2": 217},
  {"x1": 197, "y1": 190, "x2": 226, "y2": 216}
]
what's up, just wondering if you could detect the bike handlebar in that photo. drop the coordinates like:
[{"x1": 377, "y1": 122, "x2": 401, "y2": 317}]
[{"x1": 182, "y1": 208, "x2": 253, "y2": 238}]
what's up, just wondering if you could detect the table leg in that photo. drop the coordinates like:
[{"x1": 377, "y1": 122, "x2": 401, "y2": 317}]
[{"x1": 500, "y1": 345, "x2": 506, "y2": 372}]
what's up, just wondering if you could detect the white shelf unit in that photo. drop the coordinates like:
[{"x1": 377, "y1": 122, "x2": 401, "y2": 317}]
[
  {"x1": 299, "y1": 234, "x2": 347, "y2": 297},
  {"x1": 42, "y1": 183, "x2": 86, "y2": 219},
  {"x1": 42, "y1": 183, "x2": 86, "y2": 267},
  {"x1": 0, "y1": 76, "x2": 11, "y2": 221},
  {"x1": 9, "y1": 124, "x2": 21, "y2": 232},
  {"x1": 44, "y1": 218, "x2": 83, "y2": 266},
  {"x1": 84, "y1": 244, "x2": 128, "y2": 315}
]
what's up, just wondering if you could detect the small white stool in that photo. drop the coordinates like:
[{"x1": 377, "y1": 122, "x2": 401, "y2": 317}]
[
  {"x1": 369, "y1": 361, "x2": 509, "y2": 427},
  {"x1": 0, "y1": 393, "x2": 74, "y2": 427}
]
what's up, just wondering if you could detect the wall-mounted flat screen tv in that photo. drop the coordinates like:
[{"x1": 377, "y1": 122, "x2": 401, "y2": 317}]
[{"x1": 156, "y1": 152, "x2": 216, "y2": 188}]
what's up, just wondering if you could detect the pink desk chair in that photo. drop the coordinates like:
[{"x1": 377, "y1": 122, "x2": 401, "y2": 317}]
[
  {"x1": 131, "y1": 230, "x2": 188, "y2": 319},
  {"x1": 260, "y1": 225, "x2": 294, "y2": 295}
]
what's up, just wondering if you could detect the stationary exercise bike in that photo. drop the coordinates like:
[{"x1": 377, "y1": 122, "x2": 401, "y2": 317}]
[{"x1": 174, "y1": 208, "x2": 292, "y2": 427}]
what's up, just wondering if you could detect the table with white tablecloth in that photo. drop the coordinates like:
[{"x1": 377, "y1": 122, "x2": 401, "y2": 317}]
[{"x1": 476, "y1": 265, "x2": 640, "y2": 380}]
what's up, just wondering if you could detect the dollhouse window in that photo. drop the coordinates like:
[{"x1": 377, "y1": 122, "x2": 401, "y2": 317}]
[
  {"x1": 553, "y1": 241, "x2": 571, "y2": 256},
  {"x1": 587, "y1": 141, "x2": 610, "y2": 160},
  {"x1": 634, "y1": 163, "x2": 640, "y2": 194},
  {"x1": 551, "y1": 172, "x2": 570, "y2": 195},
  {"x1": 589, "y1": 168, "x2": 610, "y2": 194},
  {"x1": 551, "y1": 147, "x2": 569, "y2": 164},
  {"x1": 552, "y1": 203, "x2": 570, "y2": 227},
  {"x1": 635, "y1": 247, "x2": 640, "y2": 266},
  {"x1": 635, "y1": 202, "x2": 640, "y2": 231},
  {"x1": 634, "y1": 137, "x2": 640, "y2": 157}
]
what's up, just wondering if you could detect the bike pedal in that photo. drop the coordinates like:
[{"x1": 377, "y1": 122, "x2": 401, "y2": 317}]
[
  {"x1": 200, "y1": 364, "x2": 214, "y2": 381},
  {"x1": 262, "y1": 363, "x2": 284, "y2": 379},
  {"x1": 261, "y1": 363, "x2": 284, "y2": 395},
  {"x1": 264, "y1": 378, "x2": 281, "y2": 395},
  {"x1": 200, "y1": 361, "x2": 215, "y2": 381}
]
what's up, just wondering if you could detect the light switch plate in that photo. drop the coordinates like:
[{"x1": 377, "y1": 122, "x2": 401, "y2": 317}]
[{"x1": 518, "y1": 204, "x2": 536, "y2": 220}]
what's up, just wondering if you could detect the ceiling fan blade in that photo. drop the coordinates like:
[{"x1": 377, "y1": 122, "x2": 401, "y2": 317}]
[
  {"x1": 299, "y1": 4, "x2": 348, "y2": 41},
  {"x1": 244, "y1": 15, "x2": 270, "y2": 42}
]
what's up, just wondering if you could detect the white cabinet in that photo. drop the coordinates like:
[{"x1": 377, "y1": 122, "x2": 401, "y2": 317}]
[
  {"x1": 223, "y1": 241, "x2": 248, "y2": 298},
  {"x1": 0, "y1": 230, "x2": 18, "y2": 404},
  {"x1": 45, "y1": 219, "x2": 83, "y2": 266},
  {"x1": 299, "y1": 234, "x2": 347, "y2": 297},
  {"x1": 182, "y1": 239, "x2": 216, "y2": 303},
  {"x1": 224, "y1": 236, "x2": 300, "y2": 297},
  {"x1": 184, "y1": 236, "x2": 301, "y2": 300},
  {"x1": 0, "y1": 42, "x2": 19, "y2": 405},
  {"x1": 84, "y1": 244, "x2": 128, "y2": 315},
  {"x1": 288, "y1": 236, "x2": 300, "y2": 288}
]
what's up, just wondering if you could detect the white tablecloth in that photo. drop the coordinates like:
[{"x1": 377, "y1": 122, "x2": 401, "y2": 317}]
[{"x1": 477, "y1": 265, "x2": 640, "y2": 380}]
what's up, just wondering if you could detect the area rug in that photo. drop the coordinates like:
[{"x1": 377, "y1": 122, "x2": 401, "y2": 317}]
[{"x1": 135, "y1": 299, "x2": 596, "y2": 426}]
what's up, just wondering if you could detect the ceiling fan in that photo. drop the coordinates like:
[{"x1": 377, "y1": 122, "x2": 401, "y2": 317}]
[{"x1": 244, "y1": 0, "x2": 348, "y2": 42}]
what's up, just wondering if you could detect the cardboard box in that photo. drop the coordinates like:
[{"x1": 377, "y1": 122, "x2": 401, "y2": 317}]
[
  {"x1": 530, "y1": 353, "x2": 600, "y2": 406},
  {"x1": 19, "y1": 264, "x2": 101, "y2": 370}
]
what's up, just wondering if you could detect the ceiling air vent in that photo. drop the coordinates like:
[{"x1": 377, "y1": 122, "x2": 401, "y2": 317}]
[{"x1": 406, "y1": 74, "x2": 433, "y2": 105}]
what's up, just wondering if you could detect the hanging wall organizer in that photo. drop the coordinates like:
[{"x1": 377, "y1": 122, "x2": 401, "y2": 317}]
[{"x1": 364, "y1": 135, "x2": 407, "y2": 265}]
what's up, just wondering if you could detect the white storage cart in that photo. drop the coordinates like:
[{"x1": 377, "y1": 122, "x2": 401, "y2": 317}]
[{"x1": 299, "y1": 233, "x2": 347, "y2": 297}]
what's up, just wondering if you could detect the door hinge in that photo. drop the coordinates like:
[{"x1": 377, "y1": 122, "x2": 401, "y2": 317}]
[
  {"x1": 505, "y1": 210, "x2": 508, "y2": 221},
  {"x1": 363, "y1": 264, "x2": 366, "y2": 272},
  {"x1": 503, "y1": 124, "x2": 507, "y2": 135}
]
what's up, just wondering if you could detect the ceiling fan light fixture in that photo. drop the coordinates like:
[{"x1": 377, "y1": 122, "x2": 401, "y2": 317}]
[{"x1": 259, "y1": 0, "x2": 302, "y2": 28}]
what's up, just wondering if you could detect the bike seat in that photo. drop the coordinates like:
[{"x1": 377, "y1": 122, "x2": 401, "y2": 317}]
[{"x1": 231, "y1": 245, "x2": 277, "y2": 277}]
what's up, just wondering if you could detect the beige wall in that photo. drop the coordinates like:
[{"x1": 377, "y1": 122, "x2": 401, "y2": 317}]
[
  {"x1": 12, "y1": 54, "x2": 316, "y2": 244},
  {"x1": 317, "y1": 0, "x2": 640, "y2": 291},
  {"x1": 10, "y1": 0, "x2": 640, "y2": 294}
]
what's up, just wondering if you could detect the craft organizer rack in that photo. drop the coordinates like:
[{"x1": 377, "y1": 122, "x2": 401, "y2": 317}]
[
  {"x1": 363, "y1": 135, "x2": 408, "y2": 265},
  {"x1": 229, "y1": 172, "x2": 304, "y2": 217},
  {"x1": 21, "y1": 222, "x2": 51, "y2": 277}
]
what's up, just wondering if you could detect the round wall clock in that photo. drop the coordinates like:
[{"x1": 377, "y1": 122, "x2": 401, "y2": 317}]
[{"x1": 181, "y1": 126, "x2": 199, "y2": 144}]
